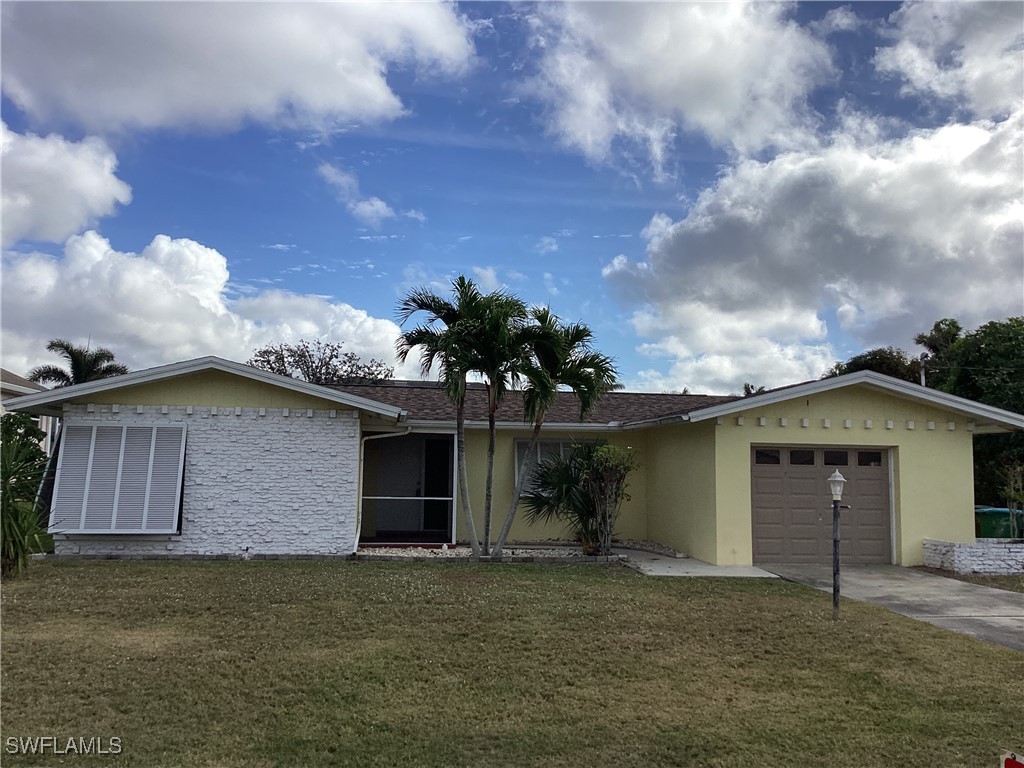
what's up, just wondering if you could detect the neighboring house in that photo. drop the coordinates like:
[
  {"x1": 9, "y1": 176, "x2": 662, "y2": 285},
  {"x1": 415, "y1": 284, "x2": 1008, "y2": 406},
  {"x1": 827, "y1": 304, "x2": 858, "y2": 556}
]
[
  {"x1": 1, "y1": 367, "x2": 56, "y2": 454},
  {"x1": 5, "y1": 356, "x2": 1023, "y2": 565}
]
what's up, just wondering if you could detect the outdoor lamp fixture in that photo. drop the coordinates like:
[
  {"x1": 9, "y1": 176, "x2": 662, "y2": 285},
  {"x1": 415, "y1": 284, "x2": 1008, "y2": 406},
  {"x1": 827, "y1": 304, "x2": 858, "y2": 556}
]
[{"x1": 827, "y1": 469, "x2": 846, "y2": 620}]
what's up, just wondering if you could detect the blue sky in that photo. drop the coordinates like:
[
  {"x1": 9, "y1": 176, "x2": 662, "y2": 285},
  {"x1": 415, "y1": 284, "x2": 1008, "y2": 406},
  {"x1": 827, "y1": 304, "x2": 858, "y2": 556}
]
[{"x1": 2, "y1": 2, "x2": 1021, "y2": 393}]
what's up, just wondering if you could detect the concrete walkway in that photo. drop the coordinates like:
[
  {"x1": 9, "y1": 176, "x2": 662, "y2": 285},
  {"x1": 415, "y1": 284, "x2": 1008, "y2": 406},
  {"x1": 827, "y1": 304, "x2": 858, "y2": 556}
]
[
  {"x1": 617, "y1": 549, "x2": 777, "y2": 578},
  {"x1": 763, "y1": 564, "x2": 1024, "y2": 652}
]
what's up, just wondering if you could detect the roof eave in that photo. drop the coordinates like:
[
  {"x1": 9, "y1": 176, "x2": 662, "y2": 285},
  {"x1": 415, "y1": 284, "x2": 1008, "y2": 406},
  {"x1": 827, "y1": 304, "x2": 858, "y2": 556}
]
[
  {"x1": 2, "y1": 356, "x2": 408, "y2": 422},
  {"x1": 686, "y1": 371, "x2": 1024, "y2": 432}
]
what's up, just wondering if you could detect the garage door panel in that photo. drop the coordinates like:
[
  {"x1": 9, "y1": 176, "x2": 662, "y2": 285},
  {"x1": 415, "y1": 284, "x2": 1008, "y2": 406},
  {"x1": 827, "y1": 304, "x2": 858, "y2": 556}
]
[
  {"x1": 752, "y1": 446, "x2": 891, "y2": 565},
  {"x1": 788, "y1": 477, "x2": 820, "y2": 496},
  {"x1": 757, "y1": 507, "x2": 785, "y2": 526},
  {"x1": 752, "y1": 476, "x2": 784, "y2": 496}
]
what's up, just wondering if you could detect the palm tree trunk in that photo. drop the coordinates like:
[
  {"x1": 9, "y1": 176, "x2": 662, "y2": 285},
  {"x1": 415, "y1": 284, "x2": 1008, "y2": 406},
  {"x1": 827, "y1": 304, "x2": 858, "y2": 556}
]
[
  {"x1": 483, "y1": 407, "x2": 496, "y2": 556},
  {"x1": 456, "y1": 401, "x2": 481, "y2": 558},
  {"x1": 491, "y1": 420, "x2": 542, "y2": 558}
]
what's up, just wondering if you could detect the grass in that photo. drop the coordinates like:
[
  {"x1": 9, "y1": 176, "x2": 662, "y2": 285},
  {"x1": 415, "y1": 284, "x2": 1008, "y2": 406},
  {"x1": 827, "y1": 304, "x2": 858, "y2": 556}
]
[
  {"x1": 915, "y1": 566, "x2": 1024, "y2": 593},
  {"x1": 2, "y1": 561, "x2": 1022, "y2": 768}
]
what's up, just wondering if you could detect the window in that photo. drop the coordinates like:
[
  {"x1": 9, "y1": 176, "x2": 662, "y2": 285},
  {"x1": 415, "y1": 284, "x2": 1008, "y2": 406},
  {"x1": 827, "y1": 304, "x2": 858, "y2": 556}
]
[
  {"x1": 823, "y1": 450, "x2": 849, "y2": 466},
  {"x1": 789, "y1": 449, "x2": 815, "y2": 466},
  {"x1": 515, "y1": 439, "x2": 597, "y2": 490},
  {"x1": 754, "y1": 448, "x2": 781, "y2": 465},
  {"x1": 858, "y1": 451, "x2": 883, "y2": 467},
  {"x1": 49, "y1": 424, "x2": 186, "y2": 534}
]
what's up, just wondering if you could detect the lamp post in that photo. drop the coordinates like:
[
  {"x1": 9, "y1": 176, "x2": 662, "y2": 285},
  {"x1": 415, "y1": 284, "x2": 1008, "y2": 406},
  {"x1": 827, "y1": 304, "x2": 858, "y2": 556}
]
[{"x1": 828, "y1": 469, "x2": 846, "y2": 620}]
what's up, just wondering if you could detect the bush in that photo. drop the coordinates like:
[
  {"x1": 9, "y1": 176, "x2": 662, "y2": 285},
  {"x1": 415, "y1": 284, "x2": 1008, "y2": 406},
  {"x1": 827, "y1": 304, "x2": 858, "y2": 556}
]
[
  {"x1": 522, "y1": 443, "x2": 639, "y2": 555},
  {"x1": 1, "y1": 415, "x2": 48, "y2": 578}
]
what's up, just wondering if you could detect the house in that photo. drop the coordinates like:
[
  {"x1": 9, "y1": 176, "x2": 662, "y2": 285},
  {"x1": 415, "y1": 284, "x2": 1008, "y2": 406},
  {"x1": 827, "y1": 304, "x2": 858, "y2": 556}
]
[
  {"x1": 1, "y1": 367, "x2": 56, "y2": 454},
  {"x1": 5, "y1": 355, "x2": 1023, "y2": 565}
]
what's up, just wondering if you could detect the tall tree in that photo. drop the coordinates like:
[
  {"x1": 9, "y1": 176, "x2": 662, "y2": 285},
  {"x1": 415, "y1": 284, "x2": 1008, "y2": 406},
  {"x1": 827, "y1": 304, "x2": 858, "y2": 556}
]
[
  {"x1": 396, "y1": 276, "x2": 493, "y2": 558},
  {"x1": 248, "y1": 339, "x2": 393, "y2": 384},
  {"x1": 398, "y1": 276, "x2": 534, "y2": 557},
  {"x1": 468, "y1": 293, "x2": 532, "y2": 555},
  {"x1": 926, "y1": 317, "x2": 1024, "y2": 502},
  {"x1": 27, "y1": 339, "x2": 128, "y2": 388},
  {"x1": 821, "y1": 346, "x2": 920, "y2": 383},
  {"x1": 914, "y1": 318, "x2": 963, "y2": 357},
  {"x1": 491, "y1": 308, "x2": 618, "y2": 558}
]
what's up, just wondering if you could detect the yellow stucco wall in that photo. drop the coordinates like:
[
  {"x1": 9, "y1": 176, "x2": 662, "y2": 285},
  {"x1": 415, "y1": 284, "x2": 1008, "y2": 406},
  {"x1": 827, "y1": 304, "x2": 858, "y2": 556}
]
[
  {"x1": 710, "y1": 386, "x2": 975, "y2": 566},
  {"x1": 455, "y1": 428, "x2": 648, "y2": 545},
  {"x1": 643, "y1": 420, "x2": 719, "y2": 562},
  {"x1": 82, "y1": 370, "x2": 348, "y2": 410}
]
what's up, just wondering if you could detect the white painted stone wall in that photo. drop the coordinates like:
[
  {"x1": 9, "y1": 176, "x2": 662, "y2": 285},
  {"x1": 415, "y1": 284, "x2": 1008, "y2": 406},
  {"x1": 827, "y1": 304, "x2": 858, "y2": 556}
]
[
  {"x1": 52, "y1": 404, "x2": 361, "y2": 557},
  {"x1": 922, "y1": 538, "x2": 1024, "y2": 574}
]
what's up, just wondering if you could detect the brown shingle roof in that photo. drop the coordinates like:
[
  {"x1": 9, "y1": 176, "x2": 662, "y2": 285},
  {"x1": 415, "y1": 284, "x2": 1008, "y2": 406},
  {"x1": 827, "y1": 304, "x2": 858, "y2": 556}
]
[
  {"x1": 329, "y1": 380, "x2": 740, "y2": 426},
  {"x1": 1, "y1": 368, "x2": 46, "y2": 392}
]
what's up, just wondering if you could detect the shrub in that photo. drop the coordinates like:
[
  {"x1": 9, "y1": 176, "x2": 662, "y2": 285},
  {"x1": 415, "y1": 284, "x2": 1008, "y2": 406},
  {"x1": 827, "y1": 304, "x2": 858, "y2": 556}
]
[
  {"x1": 522, "y1": 443, "x2": 639, "y2": 555},
  {"x1": 1, "y1": 415, "x2": 48, "y2": 578}
]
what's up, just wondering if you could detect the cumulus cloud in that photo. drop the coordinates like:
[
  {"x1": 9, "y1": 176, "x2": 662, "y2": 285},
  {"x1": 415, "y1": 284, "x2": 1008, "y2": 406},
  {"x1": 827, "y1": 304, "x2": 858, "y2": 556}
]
[
  {"x1": 318, "y1": 163, "x2": 396, "y2": 229},
  {"x1": 402, "y1": 209, "x2": 427, "y2": 223},
  {"x1": 604, "y1": 109, "x2": 1024, "y2": 393},
  {"x1": 875, "y1": 2, "x2": 1024, "y2": 119},
  {"x1": 534, "y1": 236, "x2": 558, "y2": 255},
  {"x1": 809, "y1": 6, "x2": 862, "y2": 37},
  {"x1": 524, "y1": 3, "x2": 833, "y2": 174},
  {"x1": 1, "y1": 2, "x2": 476, "y2": 133},
  {"x1": 0, "y1": 231, "x2": 420, "y2": 379},
  {"x1": 471, "y1": 266, "x2": 502, "y2": 292},
  {"x1": 1, "y1": 122, "x2": 132, "y2": 247}
]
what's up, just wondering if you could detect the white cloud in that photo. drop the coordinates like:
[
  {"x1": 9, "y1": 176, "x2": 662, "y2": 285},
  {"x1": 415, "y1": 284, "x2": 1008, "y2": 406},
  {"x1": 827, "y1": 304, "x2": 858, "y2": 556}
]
[
  {"x1": 875, "y1": 2, "x2": 1024, "y2": 119},
  {"x1": 1, "y1": 3, "x2": 476, "y2": 133},
  {"x1": 535, "y1": 236, "x2": 558, "y2": 255},
  {"x1": 264, "y1": 243, "x2": 295, "y2": 252},
  {"x1": 471, "y1": 266, "x2": 502, "y2": 292},
  {"x1": 318, "y1": 163, "x2": 396, "y2": 229},
  {"x1": 524, "y1": 3, "x2": 833, "y2": 174},
  {"x1": 0, "y1": 231, "x2": 420, "y2": 379},
  {"x1": 348, "y1": 198, "x2": 396, "y2": 229},
  {"x1": 542, "y1": 272, "x2": 560, "y2": 297},
  {"x1": 809, "y1": 6, "x2": 862, "y2": 37},
  {"x1": 403, "y1": 209, "x2": 427, "y2": 223},
  {"x1": 604, "y1": 109, "x2": 1024, "y2": 393},
  {"x1": 0, "y1": 122, "x2": 131, "y2": 247}
]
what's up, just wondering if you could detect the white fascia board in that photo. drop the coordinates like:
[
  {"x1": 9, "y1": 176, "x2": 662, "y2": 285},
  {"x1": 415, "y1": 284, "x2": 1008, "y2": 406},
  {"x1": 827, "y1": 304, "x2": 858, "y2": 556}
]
[
  {"x1": 372, "y1": 421, "x2": 456, "y2": 435},
  {"x1": 403, "y1": 418, "x2": 619, "y2": 433},
  {"x1": 2, "y1": 382, "x2": 44, "y2": 396},
  {"x1": 686, "y1": 371, "x2": 1024, "y2": 431},
  {"x1": 2, "y1": 356, "x2": 407, "y2": 422}
]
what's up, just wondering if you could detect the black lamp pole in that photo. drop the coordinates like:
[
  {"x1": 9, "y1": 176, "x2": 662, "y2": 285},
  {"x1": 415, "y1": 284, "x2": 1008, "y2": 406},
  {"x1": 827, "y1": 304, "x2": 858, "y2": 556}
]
[
  {"x1": 828, "y1": 470, "x2": 846, "y2": 621},
  {"x1": 832, "y1": 495, "x2": 841, "y2": 620}
]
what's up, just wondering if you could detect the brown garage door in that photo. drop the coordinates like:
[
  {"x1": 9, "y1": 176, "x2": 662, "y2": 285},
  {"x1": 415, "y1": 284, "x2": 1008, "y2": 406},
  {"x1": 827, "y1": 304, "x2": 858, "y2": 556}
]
[{"x1": 751, "y1": 446, "x2": 891, "y2": 564}]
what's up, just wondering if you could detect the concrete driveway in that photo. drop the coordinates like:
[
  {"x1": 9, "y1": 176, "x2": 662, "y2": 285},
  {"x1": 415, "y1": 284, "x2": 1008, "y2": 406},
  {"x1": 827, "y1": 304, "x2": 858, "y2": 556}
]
[{"x1": 763, "y1": 564, "x2": 1024, "y2": 651}]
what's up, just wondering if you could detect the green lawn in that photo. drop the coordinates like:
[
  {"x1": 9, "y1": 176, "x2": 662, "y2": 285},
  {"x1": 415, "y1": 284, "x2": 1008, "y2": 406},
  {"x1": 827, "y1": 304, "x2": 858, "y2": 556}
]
[
  {"x1": 915, "y1": 566, "x2": 1024, "y2": 594},
  {"x1": 2, "y1": 561, "x2": 1022, "y2": 767}
]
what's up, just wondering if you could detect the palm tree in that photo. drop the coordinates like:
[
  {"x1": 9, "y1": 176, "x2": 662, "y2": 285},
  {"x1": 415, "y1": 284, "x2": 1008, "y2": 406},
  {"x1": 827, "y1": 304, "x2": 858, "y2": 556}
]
[
  {"x1": 467, "y1": 293, "x2": 532, "y2": 555},
  {"x1": 491, "y1": 309, "x2": 618, "y2": 557},
  {"x1": 27, "y1": 339, "x2": 128, "y2": 388},
  {"x1": 397, "y1": 277, "x2": 490, "y2": 558},
  {"x1": 397, "y1": 277, "x2": 533, "y2": 557}
]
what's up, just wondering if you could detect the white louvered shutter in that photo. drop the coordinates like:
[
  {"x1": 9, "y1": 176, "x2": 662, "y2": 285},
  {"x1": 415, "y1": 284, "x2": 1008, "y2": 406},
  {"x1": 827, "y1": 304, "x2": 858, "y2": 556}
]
[
  {"x1": 49, "y1": 426, "x2": 92, "y2": 531},
  {"x1": 83, "y1": 426, "x2": 122, "y2": 530},
  {"x1": 144, "y1": 426, "x2": 187, "y2": 531},
  {"x1": 114, "y1": 427, "x2": 153, "y2": 530},
  {"x1": 49, "y1": 424, "x2": 186, "y2": 534}
]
